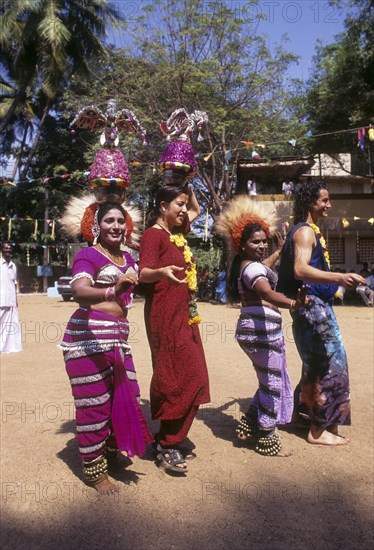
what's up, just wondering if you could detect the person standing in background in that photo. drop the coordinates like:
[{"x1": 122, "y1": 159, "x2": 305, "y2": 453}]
[
  {"x1": 0, "y1": 242, "x2": 22, "y2": 353},
  {"x1": 247, "y1": 177, "x2": 257, "y2": 196},
  {"x1": 282, "y1": 177, "x2": 294, "y2": 196}
]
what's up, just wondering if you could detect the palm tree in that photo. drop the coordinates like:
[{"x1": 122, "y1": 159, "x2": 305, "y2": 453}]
[{"x1": 0, "y1": 0, "x2": 124, "y2": 177}]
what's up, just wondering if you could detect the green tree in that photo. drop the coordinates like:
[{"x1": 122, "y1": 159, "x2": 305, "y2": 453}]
[
  {"x1": 130, "y1": 0, "x2": 303, "y2": 211},
  {"x1": 0, "y1": 0, "x2": 124, "y2": 178},
  {"x1": 2, "y1": 0, "x2": 306, "y2": 245},
  {"x1": 302, "y1": 0, "x2": 374, "y2": 158}
]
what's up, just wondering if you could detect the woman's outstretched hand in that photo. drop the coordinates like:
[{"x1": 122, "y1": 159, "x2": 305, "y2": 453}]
[
  {"x1": 161, "y1": 265, "x2": 187, "y2": 285},
  {"x1": 294, "y1": 285, "x2": 309, "y2": 309}
]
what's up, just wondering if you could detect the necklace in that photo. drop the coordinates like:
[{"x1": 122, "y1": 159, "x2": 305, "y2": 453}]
[
  {"x1": 169, "y1": 233, "x2": 202, "y2": 325},
  {"x1": 97, "y1": 243, "x2": 125, "y2": 265},
  {"x1": 309, "y1": 223, "x2": 330, "y2": 268},
  {"x1": 155, "y1": 222, "x2": 172, "y2": 234}
]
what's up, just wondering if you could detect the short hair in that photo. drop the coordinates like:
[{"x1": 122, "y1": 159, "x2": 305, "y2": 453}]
[{"x1": 293, "y1": 181, "x2": 328, "y2": 223}]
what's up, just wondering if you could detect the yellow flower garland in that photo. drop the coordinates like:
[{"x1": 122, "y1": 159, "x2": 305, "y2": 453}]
[
  {"x1": 309, "y1": 223, "x2": 331, "y2": 268},
  {"x1": 169, "y1": 233, "x2": 202, "y2": 325}
]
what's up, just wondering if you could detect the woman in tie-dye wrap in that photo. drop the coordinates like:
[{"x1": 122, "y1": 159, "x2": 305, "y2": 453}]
[
  {"x1": 60, "y1": 201, "x2": 152, "y2": 494},
  {"x1": 216, "y1": 197, "x2": 308, "y2": 457}
]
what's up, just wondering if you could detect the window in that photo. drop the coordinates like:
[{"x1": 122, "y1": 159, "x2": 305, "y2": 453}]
[
  {"x1": 357, "y1": 238, "x2": 374, "y2": 263},
  {"x1": 328, "y1": 237, "x2": 345, "y2": 264}
]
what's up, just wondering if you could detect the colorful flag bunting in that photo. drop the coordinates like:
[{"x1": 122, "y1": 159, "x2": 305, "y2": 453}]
[{"x1": 357, "y1": 128, "x2": 365, "y2": 151}]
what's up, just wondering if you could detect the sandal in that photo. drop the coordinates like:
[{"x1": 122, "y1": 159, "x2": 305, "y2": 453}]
[
  {"x1": 155, "y1": 444, "x2": 188, "y2": 474},
  {"x1": 180, "y1": 449, "x2": 197, "y2": 460},
  {"x1": 236, "y1": 415, "x2": 258, "y2": 440}
]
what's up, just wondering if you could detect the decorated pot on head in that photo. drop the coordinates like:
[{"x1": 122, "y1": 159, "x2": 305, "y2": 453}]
[
  {"x1": 59, "y1": 100, "x2": 145, "y2": 249},
  {"x1": 70, "y1": 99, "x2": 147, "y2": 203},
  {"x1": 159, "y1": 108, "x2": 208, "y2": 186}
]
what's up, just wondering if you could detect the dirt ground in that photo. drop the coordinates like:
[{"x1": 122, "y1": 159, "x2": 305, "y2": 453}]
[{"x1": 0, "y1": 295, "x2": 373, "y2": 550}]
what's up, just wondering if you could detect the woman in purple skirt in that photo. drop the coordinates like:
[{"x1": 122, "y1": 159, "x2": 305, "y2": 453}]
[
  {"x1": 216, "y1": 197, "x2": 308, "y2": 457},
  {"x1": 60, "y1": 201, "x2": 152, "y2": 494}
]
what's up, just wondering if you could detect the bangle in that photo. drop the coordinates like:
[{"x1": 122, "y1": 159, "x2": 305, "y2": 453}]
[
  {"x1": 104, "y1": 286, "x2": 116, "y2": 302},
  {"x1": 289, "y1": 300, "x2": 295, "y2": 311}
]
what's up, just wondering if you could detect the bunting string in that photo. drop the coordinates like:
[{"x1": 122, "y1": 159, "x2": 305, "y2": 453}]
[{"x1": 1, "y1": 124, "x2": 373, "y2": 187}]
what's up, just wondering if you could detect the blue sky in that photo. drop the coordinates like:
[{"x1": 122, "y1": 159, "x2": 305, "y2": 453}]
[
  {"x1": 108, "y1": 1, "x2": 350, "y2": 81},
  {"x1": 255, "y1": 0, "x2": 348, "y2": 80}
]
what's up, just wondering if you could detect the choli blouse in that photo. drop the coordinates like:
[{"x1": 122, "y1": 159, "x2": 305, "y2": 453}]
[{"x1": 71, "y1": 247, "x2": 137, "y2": 308}]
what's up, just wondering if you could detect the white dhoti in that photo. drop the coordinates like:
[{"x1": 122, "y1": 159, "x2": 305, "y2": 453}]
[
  {"x1": 356, "y1": 285, "x2": 374, "y2": 306},
  {"x1": 0, "y1": 307, "x2": 22, "y2": 353}
]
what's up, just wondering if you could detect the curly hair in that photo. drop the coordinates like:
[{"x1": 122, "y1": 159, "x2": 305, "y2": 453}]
[{"x1": 293, "y1": 181, "x2": 328, "y2": 224}]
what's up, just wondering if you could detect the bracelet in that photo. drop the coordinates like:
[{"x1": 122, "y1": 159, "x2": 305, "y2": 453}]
[
  {"x1": 289, "y1": 300, "x2": 296, "y2": 312},
  {"x1": 104, "y1": 286, "x2": 116, "y2": 302}
]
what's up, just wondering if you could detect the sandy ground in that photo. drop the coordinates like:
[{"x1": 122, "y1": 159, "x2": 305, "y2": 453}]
[{"x1": 0, "y1": 296, "x2": 373, "y2": 550}]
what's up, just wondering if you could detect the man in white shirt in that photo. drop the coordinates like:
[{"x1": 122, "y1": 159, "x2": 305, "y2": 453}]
[
  {"x1": 247, "y1": 178, "x2": 257, "y2": 196},
  {"x1": 282, "y1": 177, "x2": 294, "y2": 195},
  {"x1": 1, "y1": 242, "x2": 22, "y2": 353}
]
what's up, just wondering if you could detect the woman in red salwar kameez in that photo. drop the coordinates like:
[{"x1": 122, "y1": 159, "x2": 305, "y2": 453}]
[{"x1": 139, "y1": 185, "x2": 210, "y2": 474}]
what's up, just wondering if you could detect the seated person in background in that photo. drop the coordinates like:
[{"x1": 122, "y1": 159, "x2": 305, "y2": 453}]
[
  {"x1": 282, "y1": 177, "x2": 294, "y2": 196},
  {"x1": 356, "y1": 267, "x2": 374, "y2": 306}
]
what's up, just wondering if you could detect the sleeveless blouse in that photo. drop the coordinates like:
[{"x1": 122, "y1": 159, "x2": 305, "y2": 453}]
[{"x1": 277, "y1": 222, "x2": 338, "y2": 302}]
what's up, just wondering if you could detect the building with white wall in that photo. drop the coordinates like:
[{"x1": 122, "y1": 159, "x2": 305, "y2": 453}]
[{"x1": 237, "y1": 153, "x2": 374, "y2": 271}]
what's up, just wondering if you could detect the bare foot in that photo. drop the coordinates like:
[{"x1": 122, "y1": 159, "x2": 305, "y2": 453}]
[
  {"x1": 307, "y1": 427, "x2": 350, "y2": 446},
  {"x1": 94, "y1": 478, "x2": 119, "y2": 495},
  {"x1": 326, "y1": 425, "x2": 350, "y2": 441},
  {"x1": 276, "y1": 447, "x2": 293, "y2": 457}
]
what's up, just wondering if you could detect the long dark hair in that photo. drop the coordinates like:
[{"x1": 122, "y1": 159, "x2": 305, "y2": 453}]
[
  {"x1": 294, "y1": 181, "x2": 328, "y2": 224},
  {"x1": 146, "y1": 185, "x2": 187, "y2": 228},
  {"x1": 227, "y1": 223, "x2": 264, "y2": 303}
]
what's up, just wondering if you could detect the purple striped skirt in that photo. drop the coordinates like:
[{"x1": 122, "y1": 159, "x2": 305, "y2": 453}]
[
  {"x1": 236, "y1": 306, "x2": 293, "y2": 430},
  {"x1": 60, "y1": 308, "x2": 152, "y2": 462}
]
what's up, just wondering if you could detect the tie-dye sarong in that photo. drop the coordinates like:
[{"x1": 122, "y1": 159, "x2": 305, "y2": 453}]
[{"x1": 292, "y1": 297, "x2": 351, "y2": 428}]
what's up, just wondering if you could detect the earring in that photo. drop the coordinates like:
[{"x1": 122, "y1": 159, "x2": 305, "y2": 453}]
[{"x1": 92, "y1": 206, "x2": 100, "y2": 245}]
